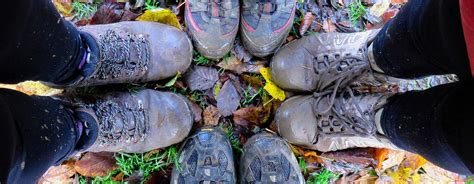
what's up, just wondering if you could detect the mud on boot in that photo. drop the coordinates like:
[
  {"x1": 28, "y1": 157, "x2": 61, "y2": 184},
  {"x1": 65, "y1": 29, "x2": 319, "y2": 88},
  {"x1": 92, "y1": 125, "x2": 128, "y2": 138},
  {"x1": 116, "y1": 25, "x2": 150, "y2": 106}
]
[{"x1": 74, "y1": 89, "x2": 193, "y2": 153}]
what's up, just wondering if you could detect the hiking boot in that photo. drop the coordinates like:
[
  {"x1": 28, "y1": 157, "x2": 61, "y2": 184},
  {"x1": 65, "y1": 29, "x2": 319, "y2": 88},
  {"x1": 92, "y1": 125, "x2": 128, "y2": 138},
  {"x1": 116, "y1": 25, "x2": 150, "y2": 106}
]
[
  {"x1": 270, "y1": 30, "x2": 379, "y2": 92},
  {"x1": 240, "y1": 132, "x2": 304, "y2": 183},
  {"x1": 171, "y1": 127, "x2": 236, "y2": 183},
  {"x1": 75, "y1": 89, "x2": 193, "y2": 153},
  {"x1": 50, "y1": 21, "x2": 192, "y2": 87},
  {"x1": 241, "y1": 0, "x2": 296, "y2": 57},
  {"x1": 185, "y1": 0, "x2": 239, "y2": 59},
  {"x1": 275, "y1": 89, "x2": 399, "y2": 152}
]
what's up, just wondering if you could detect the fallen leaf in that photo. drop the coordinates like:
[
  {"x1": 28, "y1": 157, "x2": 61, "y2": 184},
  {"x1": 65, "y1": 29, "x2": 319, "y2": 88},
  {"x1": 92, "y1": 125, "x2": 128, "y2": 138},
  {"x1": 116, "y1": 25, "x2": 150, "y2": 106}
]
[
  {"x1": 381, "y1": 8, "x2": 399, "y2": 23},
  {"x1": 322, "y1": 148, "x2": 376, "y2": 168},
  {"x1": 304, "y1": 151, "x2": 324, "y2": 164},
  {"x1": 53, "y1": 0, "x2": 74, "y2": 17},
  {"x1": 299, "y1": 12, "x2": 316, "y2": 35},
  {"x1": 259, "y1": 67, "x2": 286, "y2": 101},
  {"x1": 400, "y1": 153, "x2": 427, "y2": 170},
  {"x1": 120, "y1": 9, "x2": 139, "y2": 21},
  {"x1": 232, "y1": 106, "x2": 265, "y2": 127},
  {"x1": 213, "y1": 82, "x2": 222, "y2": 99},
  {"x1": 90, "y1": 2, "x2": 124, "y2": 25},
  {"x1": 217, "y1": 56, "x2": 264, "y2": 74},
  {"x1": 390, "y1": 0, "x2": 407, "y2": 4},
  {"x1": 38, "y1": 161, "x2": 75, "y2": 184},
  {"x1": 242, "y1": 75, "x2": 264, "y2": 88},
  {"x1": 368, "y1": 0, "x2": 390, "y2": 17},
  {"x1": 136, "y1": 8, "x2": 181, "y2": 29},
  {"x1": 74, "y1": 152, "x2": 118, "y2": 177},
  {"x1": 189, "y1": 100, "x2": 203, "y2": 122},
  {"x1": 216, "y1": 81, "x2": 241, "y2": 116},
  {"x1": 0, "y1": 81, "x2": 63, "y2": 96},
  {"x1": 185, "y1": 66, "x2": 219, "y2": 91},
  {"x1": 374, "y1": 148, "x2": 390, "y2": 170},
  {"x1": 203, "y1": 105, "x2": 221, "y2": 125},
  {"x1": 164, "y1": 71, "x2": 182, "y2": 87},
  {"x1": 232, "y1": 39, "x2": 253, "y2": 63}
]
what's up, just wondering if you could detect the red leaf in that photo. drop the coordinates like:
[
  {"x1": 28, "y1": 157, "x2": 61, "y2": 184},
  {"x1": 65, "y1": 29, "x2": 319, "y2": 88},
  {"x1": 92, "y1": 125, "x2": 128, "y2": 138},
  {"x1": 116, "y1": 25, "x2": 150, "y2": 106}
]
[
  {"x1": 298, "y1": 12, "x2": 316, "y2": 35},
  {"x1": 90, "y1": 3, "x2": 124, "y2": 25},
  {"x1": 74, "y1": 152, "x2": 118, "y2": 177}
]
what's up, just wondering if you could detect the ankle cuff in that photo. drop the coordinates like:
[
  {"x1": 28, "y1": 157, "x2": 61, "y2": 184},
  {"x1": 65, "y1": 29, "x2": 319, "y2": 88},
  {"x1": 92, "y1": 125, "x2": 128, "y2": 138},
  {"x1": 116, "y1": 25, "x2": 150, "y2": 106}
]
[{"x1": 368, "y1": 43, "x2": 385, "y2": 73}]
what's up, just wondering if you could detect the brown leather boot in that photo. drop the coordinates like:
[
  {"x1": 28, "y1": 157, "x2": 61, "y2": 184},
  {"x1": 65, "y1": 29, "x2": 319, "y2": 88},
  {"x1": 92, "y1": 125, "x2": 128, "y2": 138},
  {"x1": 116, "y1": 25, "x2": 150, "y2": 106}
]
[
  {"x1": 75, "y1": 89, "x2": 193, "y2": 153},
  {"x1": 275, "y1": 88, "x2": 399, "y2": 152},
  {"x1": 50, "y1": 21, "x2": 192, "y2": 87},
  {"x1": 271, "y1": 30, "x2": 379, "y2": 92}
]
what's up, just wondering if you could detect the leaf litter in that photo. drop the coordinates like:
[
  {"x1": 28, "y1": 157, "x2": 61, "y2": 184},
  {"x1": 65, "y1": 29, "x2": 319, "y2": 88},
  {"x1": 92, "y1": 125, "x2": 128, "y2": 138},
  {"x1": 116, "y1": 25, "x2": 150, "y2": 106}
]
[{"x1": 4, "y1": 0, "x2": 464, "y2": 183}]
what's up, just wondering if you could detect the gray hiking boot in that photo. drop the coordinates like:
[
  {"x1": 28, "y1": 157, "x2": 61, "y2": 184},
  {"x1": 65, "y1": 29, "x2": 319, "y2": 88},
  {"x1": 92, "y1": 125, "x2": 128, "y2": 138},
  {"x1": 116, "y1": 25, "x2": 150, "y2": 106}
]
[
  {"x1": 75, "y1": 89, "x2": 193, "y2": 153},
  {"x1": 52, "y1": 21, "x2": 192, "y2": 87},
  {"x1": 270, "y1": 30, "x2": 379, "y2": 92},
  {"x1": 185, "y1": 0, "x2": 239, "y2": 59},
  {"x1": 171, "y1": 127, "x2": 236, "y2": 183},
  {"x1": 241, "y1": 0, "x2": 296, "y2": 57},
  {"x1": 275, "y1": 89, "x2": 399, "y2": 152},
  {"x1": 240, "y1": 132, "x2": 304, "y2": 184}
]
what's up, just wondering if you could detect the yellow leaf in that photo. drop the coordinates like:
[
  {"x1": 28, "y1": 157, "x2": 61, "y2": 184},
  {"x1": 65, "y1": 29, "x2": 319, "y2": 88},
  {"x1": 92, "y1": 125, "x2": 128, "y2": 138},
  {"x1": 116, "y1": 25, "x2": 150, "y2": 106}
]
[
  {"x1": 53, "y1": 0, "x2": 74, "y2": 17},
  {"x1": 136, "y1": 8, "x2": 181, "y2": 29},
  {"x1": 0, "y1": 81, "x2": 63, "y2": 96},
  {"x1": 259, "y1": 67, "x2": 286, "y2": 101}
]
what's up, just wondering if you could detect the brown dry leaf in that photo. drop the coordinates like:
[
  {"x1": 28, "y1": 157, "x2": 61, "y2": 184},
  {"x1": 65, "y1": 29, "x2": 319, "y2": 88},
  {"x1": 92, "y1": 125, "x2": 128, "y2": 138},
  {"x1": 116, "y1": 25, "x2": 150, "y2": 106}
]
[
  {"x1": 322, "y1": 148, "x2": 376, "y2": 168},
  {"x1": 184, "y1": 66, "x2": 219, "y2": 91},
  {"x1": 38, "y1": 161, "x2": 76, "y2": 184},
  {"x1": 390, "y1": 0, "x2": 408, "y2": 4},
  {"x1": 90, "y1": 2, "x2": 124, "y2": 25},
  {"x1": 304, "y1": 151, "x2": 324, "y2": 164},
  {"x1": 374, "y1": 148, "x2": 390, "y2": 170},
  {"x1": 216, "y1": 81, "x2": 241, "y2": 116},
  {"x1": 299, "y1": 12, "x2": 316, "y2": 35},
  {"x1": 189, "y1": 101, "x2": 203, "y2": 122},
  {"x1": 232, "y1": 106, "x2": 265, "y2": 127},
  {"x1": 203, "y1": 105, "x2": 221, "y2": 126},
  {"x1": 74, "y1": 152, "x2": 118, "y2": 177},
  {"x1": 242, "y1": 75, "x2": 264, "y2": 87},
  {"x1": 378, "y1": 149, "x2": 406, "y2": 172},
  {"x1": 419, "y1": 162, "x2": 463, "y2": 183},
  {"x1": 53, "y1": 0, "x2": 74, "y2": 17},
  {"x1": 217, "y1": 56, "x2": 264, "y2": 74}
]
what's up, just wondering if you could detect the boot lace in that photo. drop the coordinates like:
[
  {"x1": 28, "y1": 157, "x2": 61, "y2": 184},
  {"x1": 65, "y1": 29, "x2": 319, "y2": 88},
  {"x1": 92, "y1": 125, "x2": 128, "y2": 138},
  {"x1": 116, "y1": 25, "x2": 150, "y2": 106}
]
[
  {"x1": 311, "y1": 53, "x2": 376, "y2": 139},
  {"x1": 93, "y1": 29, "x2": 150, "y2": 81},
  {"x1": 84, "y1": 94, "x2": 149, "y2": 146}
]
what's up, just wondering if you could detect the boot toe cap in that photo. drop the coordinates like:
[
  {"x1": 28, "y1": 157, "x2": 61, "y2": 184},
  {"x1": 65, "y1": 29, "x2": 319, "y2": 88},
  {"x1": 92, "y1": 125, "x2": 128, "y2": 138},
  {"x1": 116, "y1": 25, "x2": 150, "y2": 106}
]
[
  {"x1": 275, "y1": 95, "x2": 318, "y2": 147},
  {"x1": 271, "y1": 42, "x2": 317, "y2": 92}
]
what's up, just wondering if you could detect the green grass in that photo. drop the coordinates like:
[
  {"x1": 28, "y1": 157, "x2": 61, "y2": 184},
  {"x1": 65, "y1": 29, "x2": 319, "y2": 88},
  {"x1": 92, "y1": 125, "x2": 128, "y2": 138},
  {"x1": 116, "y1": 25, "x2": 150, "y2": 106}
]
[
  {"x1": 348, "y1": 0, "x2": 367, "y2": 25},
  {"x1": 298, "y1": 157, "x2": 307, "y2": 175},
  {"x1": 241, "y1": 86, "x2": 263, "y2": 106},
  {"x1": 307, "y1": 169, "x2": 341, "y2": 184},
  {"x1": 466, "y1": 176, "x2": 474, "y2": 184},
  {"x1": 72, "y1": 2, "x2": 97, "y2": 20},
  {"x1": 144, "y1": 0, "x2": 159, "y2": 10},
  {"x1": 193, "y1": 51, "x2": 212, "y2": 65},
  {"x1": 81, "y1": 146, "x2": 180, "y2": 183},
  {"x1": 190, "y1": 91, "x2": 206, "y2": 108},
  {"x1": 221, "y1": 124, "x2": 244, "y2": 154}
]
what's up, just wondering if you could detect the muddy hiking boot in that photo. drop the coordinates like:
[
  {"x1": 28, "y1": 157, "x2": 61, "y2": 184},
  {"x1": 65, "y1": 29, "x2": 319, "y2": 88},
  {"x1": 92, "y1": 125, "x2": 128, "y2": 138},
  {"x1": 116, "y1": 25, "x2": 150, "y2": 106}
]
[
  {"x1": 171, "y1": 127, "x2": 236, "y2": 183},
  {"x1": 271, "y1": 29, "x2": 380, "y2": 92},
  {"x1": 48, "y1": 21, "x2": 193, "y2": 87},
  {"x1": 171, "y1": 128, "x2": 304, "y2": 184},
  {"x1": 74, "y1": 89, "x2": 193, "y2": 153},
  {"x1": 240, "y1": 132, "x2": 304, "y2": 183},
  {"x1": 185, "y1": 0, "x2": 239, "y2": 59},
  {"x1": 275, "y1": 88, "x2": 399, "y2": 152},
  {"x1": 241, "y1": 0, "x2": 297, "y2": 57}
]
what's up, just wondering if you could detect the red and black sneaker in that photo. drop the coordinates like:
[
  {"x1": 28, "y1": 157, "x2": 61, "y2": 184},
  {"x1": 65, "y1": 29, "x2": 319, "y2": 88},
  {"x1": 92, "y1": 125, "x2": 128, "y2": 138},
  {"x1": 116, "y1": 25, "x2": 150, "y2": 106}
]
[
  {"x1": 185, "y1": 0, "x2": 240, "y2": 59},
  {"x1": 240, "y1": 0, "x2": 296, "y2": 57}
]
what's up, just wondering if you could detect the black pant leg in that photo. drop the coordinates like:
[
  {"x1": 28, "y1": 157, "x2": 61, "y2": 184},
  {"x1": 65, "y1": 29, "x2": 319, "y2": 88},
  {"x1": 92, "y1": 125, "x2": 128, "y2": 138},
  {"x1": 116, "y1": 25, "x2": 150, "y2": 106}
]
[
  {"x1": 381, "y1": 81, "x2": 474, "y2": 175},
  {"x1": 0, "y1": 89, "x2": 79, "y2": 183},
  {"x1": 372, "y1": 0, "x2": 471, "y2": 80},
  {"x1": 0, "y1": 0, "x2": 85, "y2": 84}
]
